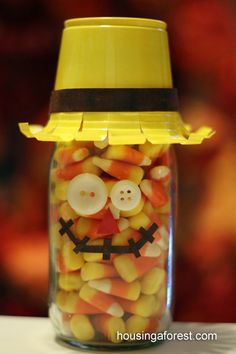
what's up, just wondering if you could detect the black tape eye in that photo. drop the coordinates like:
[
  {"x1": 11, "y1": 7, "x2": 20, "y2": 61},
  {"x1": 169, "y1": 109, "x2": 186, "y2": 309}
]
[{"x1": 59, "y1": 217, "x2": 159, "y2": 261}]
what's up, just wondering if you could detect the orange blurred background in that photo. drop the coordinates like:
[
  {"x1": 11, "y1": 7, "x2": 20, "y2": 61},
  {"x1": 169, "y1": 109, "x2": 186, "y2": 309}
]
[{"x1": 0, "y1": 0, "x2": 236, "y2": 321}]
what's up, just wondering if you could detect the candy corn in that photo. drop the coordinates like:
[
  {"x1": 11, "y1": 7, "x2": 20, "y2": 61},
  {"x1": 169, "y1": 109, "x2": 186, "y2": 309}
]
[
  {"x1": 102, "y1": 145, "x2": 151, "y2": 166},
  {"x1": 142, "y1": 201, "x2": 163, "y2": 226},
  {"x1": 129, "y1": 211, "x2": 151, "y2": 230},
  {"x1": 113, "y1": 254, "x2": 159, "y2": 282},
  {"x1": 59, "y1": 202, "x2": 78, "y2": 221},
  {"x1": 126, "y1": 315, "x2": 159, "y2": 334},
  {"x1": 83, "y1": 239, "x2": 104, "y2": 263},
  {"x1": 103, "y1": 178, "x2": 118, "y2": 194},
  {"x1": 117, "y1": 217, "x2": 129, "y2": 231},
  {"x1": 56, "y1": 290, "x2": 103, "y2": 314},
  {"x1": 56, "y1": 157, "x2": 101, "y2": 180},
  {"x1": 112, "y1": 227, "x2": 161, "y2": 258},
  {"x1": 153, "y1": 225, "x2": 169, "y2": 251},
  {"x1": 112, "y1": 228, "x2": 140, "y2": 246},
  {"x1": 140, "y1": 267, "x2": 166, "y2": 295},
  {"x1": 140, "y1": 179, "x2": 168, "y2": 208},
  {"x1": 50, "y1": 222, "x2": 64, "y2": 249},
  {"x1": 149, "y1": 165, "x2": 170, "y2": 184},
  {"x1": 94, "y1": 315, "x2": 126, "y2": 343},
  {"x1": 70, "y1": 314, "x2": 95, "y2": 341},
  {"x1": 139, "y1": 142, "x2": 168, "y2": 161},
  {"x1": 55, "y1": 146, "x2": 90, "y2": 166},
  {"x1": 93, "y1": 157, "x2": 144, "y2": 184},
  {"x1": 54, "y1": 181, "x2": 69, "y2": 201},
  {"x1": 58, "y1": 272, "x2": 84, "y2": 291},
  {"x1": 81, "y1": 262, "x2": 118, "y2": 281},
  {"x1": 58, "y1": 241, "x2": 84, "y2": 272},
  {"x1": 89, "y1": 278, "x2": 141, "y2": 301},
  {"x1": 79, "y1": 283, "x2": 124, "y2": 317},
  {"x1": 76, "y1": 217, "x2": 100, "y2": 239},
  {"x1": 118, "y1": 294, "x2": 156, "y2": 317}
]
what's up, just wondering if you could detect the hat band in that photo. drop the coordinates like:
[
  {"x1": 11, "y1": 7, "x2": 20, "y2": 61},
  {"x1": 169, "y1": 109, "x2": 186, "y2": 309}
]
[{"x1": 49, "y1": 88, "x2": 179, "y2": 113}]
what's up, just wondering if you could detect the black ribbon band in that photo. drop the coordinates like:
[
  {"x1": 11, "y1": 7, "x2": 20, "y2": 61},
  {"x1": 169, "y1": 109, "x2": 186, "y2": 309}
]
[{"x1": 49, "y1": 88, "x2": 179, "y2": 113}]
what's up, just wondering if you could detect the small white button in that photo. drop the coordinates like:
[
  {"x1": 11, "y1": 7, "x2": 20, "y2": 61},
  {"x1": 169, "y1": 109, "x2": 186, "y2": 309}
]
[
  {"x1": 67, "y1": 173, "x2": 108, "y2": 215},
  {"x1": 110, "y1": 180, "x2": 141, "y2": 211}
]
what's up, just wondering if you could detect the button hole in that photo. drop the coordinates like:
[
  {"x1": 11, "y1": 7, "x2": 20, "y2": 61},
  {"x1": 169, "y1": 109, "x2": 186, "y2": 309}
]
[{"x1": 90, "y1": 192, "x2": 95, "y2": 197}]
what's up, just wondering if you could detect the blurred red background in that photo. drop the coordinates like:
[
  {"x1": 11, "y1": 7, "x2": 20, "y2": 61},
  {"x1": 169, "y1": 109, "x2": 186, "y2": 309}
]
[{"x1": 0, "y1": 0, "x2": 235, "y2": 321}]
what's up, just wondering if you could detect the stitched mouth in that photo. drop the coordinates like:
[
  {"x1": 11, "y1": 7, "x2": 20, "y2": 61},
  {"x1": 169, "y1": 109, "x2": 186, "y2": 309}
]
[{"x1": 59, "y1": 217, "x2": 158, "y2": 260}]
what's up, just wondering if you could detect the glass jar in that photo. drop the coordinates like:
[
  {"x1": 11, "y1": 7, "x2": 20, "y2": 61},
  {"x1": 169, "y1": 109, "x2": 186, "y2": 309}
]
[
  {"x1": 18, "y1": 16, "x2": 213, "y2": 351},
  {"x1": 49, "y1": 140, "x2": 176, "y2": 349}
]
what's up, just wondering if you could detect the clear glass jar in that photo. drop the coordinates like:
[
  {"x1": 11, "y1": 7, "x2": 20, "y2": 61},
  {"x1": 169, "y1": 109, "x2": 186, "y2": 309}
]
[{"x1": 48, "y1": 140, "x2": 176, "y2": 349}]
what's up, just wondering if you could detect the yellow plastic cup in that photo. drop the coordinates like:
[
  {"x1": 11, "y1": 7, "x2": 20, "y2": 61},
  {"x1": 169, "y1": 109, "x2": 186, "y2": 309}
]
[{"x1": 55, "y1": 17, "x2": 173, "y2": 89}]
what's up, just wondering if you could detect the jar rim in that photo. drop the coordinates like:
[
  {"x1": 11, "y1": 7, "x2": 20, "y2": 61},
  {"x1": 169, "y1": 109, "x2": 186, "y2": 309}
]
[{"x1": 65, "y1": 17, "x2": 167, "y2": 30}]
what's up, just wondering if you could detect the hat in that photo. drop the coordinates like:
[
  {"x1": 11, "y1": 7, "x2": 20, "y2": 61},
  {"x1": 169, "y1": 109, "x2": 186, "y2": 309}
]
[{"x1": 19, "y1": 17, "x2": 214, "y2": 145}]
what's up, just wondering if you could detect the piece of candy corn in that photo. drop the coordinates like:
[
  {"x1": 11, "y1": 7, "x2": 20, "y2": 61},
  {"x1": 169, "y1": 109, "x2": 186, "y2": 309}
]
[
  {"x1": 102, "y1": 145, "x2": 151, "y2": 166},
  {"x1": 76, "y1": 217, "x2": 100, "y2": 239},
  {"x1": 140, "y1": 267, "x2": 166, "y2": 295},
  {"x1": 56, "y1": 157, "x2": 101, "y2": 180},
  {"x1": 118, "y1": 295, "x2": 156, "y2": 317},
  {"x1": 142, "y1": 201, "x2": 163, "y2": 226},
  {"x1": 149, "y1": 165, "x2": 170, "y2": 184},
  {"x1": 140, "y1": 179, "x2": 168, "y2": 208},
  {"x1": 81, "y1": 262, "x2": 118, "y2": 281},
  {"x1": 89, "y1": 278, "x2": 141, "y2": 301},
  {"x1": 56, "y1": 290, "x2": 103, "y2": 314},
  {"x1": 129, "y1": 211, "x2": 151, "y2": 230},
  {"x1": 93, "y1": 157, "x2": 144, "y2": 184},
  {"x1": 79, "y1": 283, "x2": 124, "y2": 317},
  {"x1": 54, "y1": 181, "x2": 69, "y2": 201},
  {"x1": 94, "y1": 314, "x2": 126, "y2": 343},
  {"x1": 109, "y1": 202, "x2": 120, "y2": 220},
  {"x1": 58, "y1": 241, "x2": 84, "y2": 272},
  {"x1": 58, "y1": 272, "x2": 84, "y2": 291},
  {"x1": 139, "y1": 142, "x2": 168, "y2": 161},
  {"x1": 83, "y1": 239, "x2": 104, "y2": 263},
  {"x1": 155, "y1": 201, "x2": 171, "y2": 214},
  {"x1": 55, "y1": 146, "x2": 90, "y2": 166},
  {"x1": 70, "y1": 314, "x2": 95, "y2": 341},
  {"x1": 113, "y1": 254, "x2": 160, "y2": 282},
  {"x1": 50, "y1": 222, "x2": 64, "y2": 249},
  {"x1": 112, "y1": 227, "x2": 161, "y2": 258},
  {"x1": 103, "y1": 178, "x2": 118, "y2": 194},
  {"x1": 112, "y1": 228, "x2": 140, "y2": 246},
  {"x1": 126, "y1": 315, "x2": 159, "y2": 335},
  {"x1": 117, "y1": 217, "x2": 130, "y2": 231},
  {"x1": 59, "y1": 202, "x2": 78, "y2": 221},
  {"x1": 153, "y1": 225, "x2": 169, "y2": 251}
]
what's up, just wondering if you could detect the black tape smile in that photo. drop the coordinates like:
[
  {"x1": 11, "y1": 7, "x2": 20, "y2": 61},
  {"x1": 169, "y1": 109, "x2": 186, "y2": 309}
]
[{"x1": 58, "y1": 217, "x2": 158, "y2": 260}]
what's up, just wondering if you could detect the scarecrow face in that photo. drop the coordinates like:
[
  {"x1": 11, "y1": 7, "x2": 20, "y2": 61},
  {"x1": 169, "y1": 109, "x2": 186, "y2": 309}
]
[{"x1": 63, "y1": 173, "x2": 156, "y2": 260}]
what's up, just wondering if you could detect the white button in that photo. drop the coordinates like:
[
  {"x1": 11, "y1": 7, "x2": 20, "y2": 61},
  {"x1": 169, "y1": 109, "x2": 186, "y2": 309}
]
[
  {"x1": 110, "y1": 180, "x2": 141, "y2": 211},
  {"x1": 67, "y1": 173, "x2": 108, "y2": 215}
]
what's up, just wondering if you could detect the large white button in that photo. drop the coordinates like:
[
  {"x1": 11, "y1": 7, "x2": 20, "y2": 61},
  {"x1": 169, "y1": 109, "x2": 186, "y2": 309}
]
[
  {"x1": 67, "y1": 173, "x2": 108, "y2": 215},
  {"x1": 110, "y1": 180, "x2": 141, "y2": 211}
]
